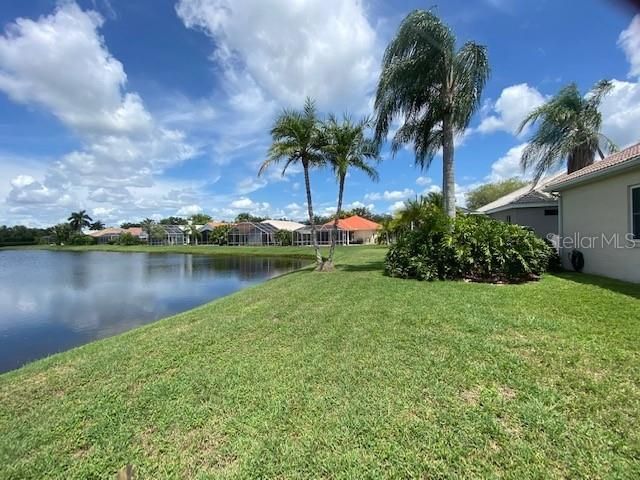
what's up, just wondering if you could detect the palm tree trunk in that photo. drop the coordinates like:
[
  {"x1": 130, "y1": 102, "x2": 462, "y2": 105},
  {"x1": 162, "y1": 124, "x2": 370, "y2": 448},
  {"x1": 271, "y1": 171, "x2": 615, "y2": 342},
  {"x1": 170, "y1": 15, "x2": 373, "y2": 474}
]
[
  {"x1": 303, "y1": 163, "x2": 322, "y2": 266},
  {"x1": 326, "y1": 174, "x2": 345, "y2": 268},
  {"x1": 442, "y1": 112, "x2": 456, "y2": 219}
]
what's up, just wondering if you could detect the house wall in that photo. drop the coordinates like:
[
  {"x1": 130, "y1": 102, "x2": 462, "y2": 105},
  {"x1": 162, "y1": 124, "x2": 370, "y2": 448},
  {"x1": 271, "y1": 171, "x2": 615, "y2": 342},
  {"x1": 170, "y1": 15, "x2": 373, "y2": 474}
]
[
  {"x1": 559, "y1": 168, "x2": 640, "y2": 283},
  {"x1": 350, "y1": 230, "x2": 378, "y2": 245},
  {"x1": 488, "y1": 206, "x2": 558, "y2": 239}
]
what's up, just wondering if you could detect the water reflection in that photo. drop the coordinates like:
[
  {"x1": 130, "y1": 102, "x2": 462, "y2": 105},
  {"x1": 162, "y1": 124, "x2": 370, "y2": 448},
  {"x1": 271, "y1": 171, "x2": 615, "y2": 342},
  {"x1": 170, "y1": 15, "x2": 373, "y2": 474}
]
[{"x1": 0, "y1": 250, "x2": 304, "y2": 373}]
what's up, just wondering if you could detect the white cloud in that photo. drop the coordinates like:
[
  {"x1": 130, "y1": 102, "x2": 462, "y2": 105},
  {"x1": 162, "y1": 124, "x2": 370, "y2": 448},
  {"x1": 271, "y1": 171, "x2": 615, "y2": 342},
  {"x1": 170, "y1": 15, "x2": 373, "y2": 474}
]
[
  {"x1": 600, "y1": 79, "x2": 640, "y2": 148},
  {"x1": 388, "y1": 201, "x2": 405, "y2": 213},
  {"x1": 175, "y1": 0, "x2": 378, "y2": 113},
  {"x1": 0, "y1": 3, "x2": 195, "y2": 223},
  {"x1": 365, "y1": 188, "x2": 415, "y2": 201},
  {"x1": 176, "y1": 204, "x2": 203, "y2": 216},
  {"x1": 236, "y1": 177, "x2": 267, "y2": 194},
  {"x1": 416, "y1": 176, "x2": 432, "y2": 187},
  {"x1": 619, "y1": 15, "x2": 640, "y2": 79},
  {"x1": 477, "y1": 84, "x2": 546, "y2": 136},
  {"x1": 486, "y1": 143, "x2": 529, "y2": 182}
]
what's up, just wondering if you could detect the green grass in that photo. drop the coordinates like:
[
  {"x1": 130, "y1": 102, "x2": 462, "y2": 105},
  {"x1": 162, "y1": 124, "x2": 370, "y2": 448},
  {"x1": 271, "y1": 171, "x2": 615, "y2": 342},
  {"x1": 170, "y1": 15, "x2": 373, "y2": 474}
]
[{"x1": 1, "y1": 246, "x2": 639, "y2": 479}]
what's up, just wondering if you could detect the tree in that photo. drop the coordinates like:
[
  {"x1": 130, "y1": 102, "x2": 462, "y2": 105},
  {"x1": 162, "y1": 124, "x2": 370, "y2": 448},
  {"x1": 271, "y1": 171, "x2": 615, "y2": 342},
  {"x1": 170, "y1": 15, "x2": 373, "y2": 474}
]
[
  {"x1": 68, "y1": 210, "x2": 92, "y2": 232},
  {"x1": 395, "y1": 193, "x2": 444, "y2": 231},
  {"x1": 53, "y1": 223, "x2": 72, "y2": 245},
  {"x1": 259, "y1": 97, "x2": 326, "y2": 266},
  {"x1": 323, "y1": 114, "x2": 379, "y2": 269},
  {"x1": 159, "y1": 216, "x2": 188, "y2": 225},
  {"x1": 211, "y1": 224, "x2": 231, "y2": 245},
  {"x1": 189, "y1": 213, "x2": 212, "y2": 225},
  {"x1": 89, "y1": 220, "x2": 105, "y2": 231},
  {"x1": 235, "y1": 213, "x2": 266, "y2": 223},
  {"x1": 374, "y1": 9, "x2": 489, "y2": 219},
  {"x1": 140, "y1": 218, "x2": 155, "y2": 243},
  {"x1": 120, "y1": 222, "x2": 141, "y2": 229},
  {"x1": 466, "y1": 178, "x2": 528, "y2": 210},
  {"x1": 518, "y1": 80, "x2": 616, "y2": 181}
]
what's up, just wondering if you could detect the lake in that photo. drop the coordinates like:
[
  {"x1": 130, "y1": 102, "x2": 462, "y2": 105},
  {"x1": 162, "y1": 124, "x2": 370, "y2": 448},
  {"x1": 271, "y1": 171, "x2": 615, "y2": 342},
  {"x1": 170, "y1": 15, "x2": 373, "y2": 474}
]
[{"x1": 0, "y1": 250, "x2": 305, "y2": 373}]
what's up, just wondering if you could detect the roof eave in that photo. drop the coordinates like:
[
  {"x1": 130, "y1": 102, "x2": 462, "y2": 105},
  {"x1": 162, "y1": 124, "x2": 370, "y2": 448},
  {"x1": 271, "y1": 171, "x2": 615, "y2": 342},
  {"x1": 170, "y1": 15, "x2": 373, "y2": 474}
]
[
  {"x1": 546, "y1": 156, "x2": 640, "y2": 192},
  {"x1": 477, "y1": 201, "x2": 558, "y2": 215}
]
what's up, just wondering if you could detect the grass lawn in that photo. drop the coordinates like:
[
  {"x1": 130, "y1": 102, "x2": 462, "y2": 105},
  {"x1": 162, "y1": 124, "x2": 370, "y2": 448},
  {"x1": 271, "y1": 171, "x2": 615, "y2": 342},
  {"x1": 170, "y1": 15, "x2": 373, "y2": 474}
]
[{"x1": 1, "y1": 246, "x2": 639, "y2": 478}]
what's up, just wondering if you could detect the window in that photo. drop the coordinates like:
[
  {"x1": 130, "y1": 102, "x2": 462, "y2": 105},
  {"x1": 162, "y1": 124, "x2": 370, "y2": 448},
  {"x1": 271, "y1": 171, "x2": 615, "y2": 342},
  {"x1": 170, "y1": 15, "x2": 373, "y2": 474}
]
[
  {"x1": 632, "y1": 186, "x2": 640, "y2": 240},
  {"x1": 544, "y1": 208, "x2": 558, "y2": 216},
  {"x1": 506, "y1": 215, "x2": 511, "y2": 224}
]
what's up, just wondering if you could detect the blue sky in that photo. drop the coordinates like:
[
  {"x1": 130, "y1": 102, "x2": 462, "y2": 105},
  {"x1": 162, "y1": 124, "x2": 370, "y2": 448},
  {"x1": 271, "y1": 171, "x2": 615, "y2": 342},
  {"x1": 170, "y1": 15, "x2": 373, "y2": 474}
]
[{"x1": 0, "y1": 0, "x2": 638, "y2": 226}]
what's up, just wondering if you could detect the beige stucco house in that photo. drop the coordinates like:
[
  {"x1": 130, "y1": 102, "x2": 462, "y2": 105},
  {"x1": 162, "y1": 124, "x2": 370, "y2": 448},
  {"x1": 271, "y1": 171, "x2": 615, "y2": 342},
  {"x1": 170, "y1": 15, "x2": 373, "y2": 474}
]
[
  {"x1": 546, "y1": 142, "x2": 640, "y2": 283},
  {"x1": 475, "y1": 174, "x2": 561, "y2": 239}
]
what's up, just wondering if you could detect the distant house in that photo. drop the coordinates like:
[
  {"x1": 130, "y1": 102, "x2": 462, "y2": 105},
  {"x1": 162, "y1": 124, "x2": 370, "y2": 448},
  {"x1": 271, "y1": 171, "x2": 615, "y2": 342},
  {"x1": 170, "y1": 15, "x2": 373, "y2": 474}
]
[
  {"x1": 197, "y1": 221, "x2": 228, "y2": 244},
  {"x1": 148, "y1": 225, "x2": 186, "y2": 246},
  {"x1": 227, "y1": 222, "x2": 280, "y2": 246},
  {"x1": 545, "y1": 142, "x2": 640, "y2": 283},
  {"x1": 88, "y1": 227, "x2": 148, "y2": 244},
  {"x1": 475, "y1": 175, "x2": 562, "y2": 239},
  {"x1": 294, "y1": 215, "x2": 381, "y2": 246}
]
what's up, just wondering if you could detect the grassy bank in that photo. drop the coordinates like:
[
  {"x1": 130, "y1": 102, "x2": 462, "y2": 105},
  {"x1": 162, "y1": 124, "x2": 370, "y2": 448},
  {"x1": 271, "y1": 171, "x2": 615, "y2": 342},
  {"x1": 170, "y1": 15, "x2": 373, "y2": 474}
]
[{"x1": 1, "y1": 247, "x2": 639, "y2": 478}]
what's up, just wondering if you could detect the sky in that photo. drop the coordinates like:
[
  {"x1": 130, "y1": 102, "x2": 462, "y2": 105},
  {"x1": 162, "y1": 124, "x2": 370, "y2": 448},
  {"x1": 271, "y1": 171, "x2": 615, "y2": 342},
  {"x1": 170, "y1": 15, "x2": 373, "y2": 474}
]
[{"x1": 0, "y1": 0, "x2": 638, "y2": 227}]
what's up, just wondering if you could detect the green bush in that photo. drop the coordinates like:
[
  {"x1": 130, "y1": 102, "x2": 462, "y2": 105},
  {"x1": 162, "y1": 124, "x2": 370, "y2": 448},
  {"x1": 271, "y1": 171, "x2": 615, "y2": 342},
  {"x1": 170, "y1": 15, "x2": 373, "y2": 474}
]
[
  {"x1": 385, "y1": 210, "x2": 552, "y2": 283},
  {"x1": 116, "y1": 232, "x2": 143, "y2": 246},
  {"x1": 68, "y1": 234, "x2": 96, "y2": 246},
  {"x1": 275, "y1": 229, "x2": 293, "y2": 246}
]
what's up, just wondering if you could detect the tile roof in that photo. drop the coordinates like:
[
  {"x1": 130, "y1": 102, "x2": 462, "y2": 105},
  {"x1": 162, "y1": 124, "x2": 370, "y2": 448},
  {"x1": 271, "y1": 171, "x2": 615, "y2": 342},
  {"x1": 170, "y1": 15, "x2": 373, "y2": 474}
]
[
  {"x1": 476, "y1": 174, "x2": 561, "y2": 214},
  {"x1": 261, "y1": 219, "x2": 306, "y2": 231},
  {"x1": 323, "y1": 215, "x2": 381, "y2": 231},
  {"x1": 88, "y1": 227, "x2": 123, "y2": 237},
  {"x1": 547, "y1": 142, "x2": 640, "y2": 190}
]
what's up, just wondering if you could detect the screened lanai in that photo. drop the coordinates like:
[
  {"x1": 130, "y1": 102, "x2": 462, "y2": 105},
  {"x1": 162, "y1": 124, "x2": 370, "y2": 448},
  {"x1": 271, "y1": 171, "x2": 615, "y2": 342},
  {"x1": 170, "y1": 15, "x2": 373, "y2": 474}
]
[
  {"x1": 227, "y1": 222, "x2": 278, "y2": 246},
  {"x1": 293, "y1": 224, "x2": 348, "y2": 246}
]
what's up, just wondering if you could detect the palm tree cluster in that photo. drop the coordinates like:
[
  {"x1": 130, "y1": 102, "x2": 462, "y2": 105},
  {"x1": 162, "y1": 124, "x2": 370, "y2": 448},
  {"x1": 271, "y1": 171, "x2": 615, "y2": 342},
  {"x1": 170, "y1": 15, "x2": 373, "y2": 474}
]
[{"x1": 260, "y1": 98, "x2": 380, "y2": 270}]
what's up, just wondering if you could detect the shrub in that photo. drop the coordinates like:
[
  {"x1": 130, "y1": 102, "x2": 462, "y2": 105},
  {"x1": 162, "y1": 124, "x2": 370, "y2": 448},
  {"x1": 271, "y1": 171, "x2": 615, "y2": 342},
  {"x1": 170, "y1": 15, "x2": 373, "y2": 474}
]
[
  {"x1": 210, "y1": 225, "x2": 231, "y2": 245},
  {"x1": 385, "y1": 210, "x2": 552, "y2": 283},
  {"x1": 275, "y1": 229, "x2": 293, "y2": 246},
  {"x1": 68, "y1": 234, "x2": 96, "y2": 246},
  {"x1": 116, "y1": 232, "x2": 143, "y2": 246}
]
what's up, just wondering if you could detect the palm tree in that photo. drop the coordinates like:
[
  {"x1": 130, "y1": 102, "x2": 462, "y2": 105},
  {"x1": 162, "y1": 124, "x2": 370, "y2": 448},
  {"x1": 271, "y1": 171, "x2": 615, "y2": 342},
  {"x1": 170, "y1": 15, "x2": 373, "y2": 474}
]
[
  {"x1": 259, "y1": 97, "x2": 326, "y2": 266},
  {"x1": 68, "y1": 210, "x2": 92, "y2": 232},
  {"x1": 141, "y1": 218, "x2": 155, "y2": 244},
  {"x1": 323, "y1": 114, "x2": 379, "y2": 269},
  {"x1": 89, "y1": 220, "x2": 104, "y2": 231},
  {"x1": 374, "y1": 9, "x2": 489, "y2": 219},
  {"x1": 518, "y1": 80, "x2": 616, "y2": 182},
  {"x1": 395, "y1": 193, "x2": 444, "y2": 231}
]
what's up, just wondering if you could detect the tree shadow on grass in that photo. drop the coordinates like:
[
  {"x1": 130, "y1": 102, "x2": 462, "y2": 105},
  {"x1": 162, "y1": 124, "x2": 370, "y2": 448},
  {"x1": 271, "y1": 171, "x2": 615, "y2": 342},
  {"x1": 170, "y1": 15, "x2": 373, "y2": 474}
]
[
  {"x1": 552, "y1": 271, "x2": 640, "y2": 300},
  {"x1": 335, "y1": 260, "x2": 386, "y2": 273}
]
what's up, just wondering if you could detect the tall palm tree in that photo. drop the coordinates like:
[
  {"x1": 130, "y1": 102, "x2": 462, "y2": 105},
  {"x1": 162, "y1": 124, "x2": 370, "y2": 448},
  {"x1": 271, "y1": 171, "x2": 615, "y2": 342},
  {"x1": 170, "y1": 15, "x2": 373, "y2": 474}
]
[
  {"x1": 323, "y1": 114, "x2": 379, "y2": 269},
  {"x1": 518, "y1": 80, "x2": 616, "y2": 182},
  {"x1": 89, "y1": 220, "x2": 105, "y2": 231},
  {"x1": 141, "y1": 218, "x2": 155, "y2": 244},
  {"x1": 259, "y1": 97, "x2": 326, "y2": 266},
  {"x1": 68, "y1": 210, "x2": 92, "y2": 232},
  {"x1": 374, "y1": 9, "x2": 490, "y2": 219}
]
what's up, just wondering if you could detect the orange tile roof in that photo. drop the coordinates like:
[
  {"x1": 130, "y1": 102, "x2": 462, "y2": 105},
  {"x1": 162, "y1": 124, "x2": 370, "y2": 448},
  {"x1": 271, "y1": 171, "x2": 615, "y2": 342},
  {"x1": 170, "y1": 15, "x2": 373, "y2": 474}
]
[
  {"x1": 547, "y1": 141, "x2": 640, "y2": 190},
  {"x1": 323, "y1": 215, "x2": 381, "y2": 231}
]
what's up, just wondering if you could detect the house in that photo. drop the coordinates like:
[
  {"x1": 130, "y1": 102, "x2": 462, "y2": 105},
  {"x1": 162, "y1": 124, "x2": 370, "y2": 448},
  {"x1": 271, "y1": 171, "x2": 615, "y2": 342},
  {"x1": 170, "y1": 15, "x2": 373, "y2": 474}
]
[
  {"x1": 88, "y1": 227, "x2": 148, "y2": 244},
  {"x1": 294, "y1": 215, "x2": 381, "y2": 246},
  {"x1": 227, "y1": 222, "x2": 280, "y2": 246},
  {"x1": 148, "y1": 225, "x2": 186, "y2": 246},
  {"x1": 475, "y1": 174, "x2": 562, "y2": 239},
  {"x1": 197, "y1": 221, "x2": 228, "y2": 244},
  {"x1": 545, "y1": 142, "x2": 640, "y2": 283}
]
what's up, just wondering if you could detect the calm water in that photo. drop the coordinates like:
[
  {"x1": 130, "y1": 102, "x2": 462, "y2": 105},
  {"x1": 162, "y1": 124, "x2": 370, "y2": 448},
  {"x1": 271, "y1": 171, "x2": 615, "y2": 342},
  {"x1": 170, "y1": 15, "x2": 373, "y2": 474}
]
[{"x1": 0, "y1": 250, "x2": 304, "y2": 373}]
